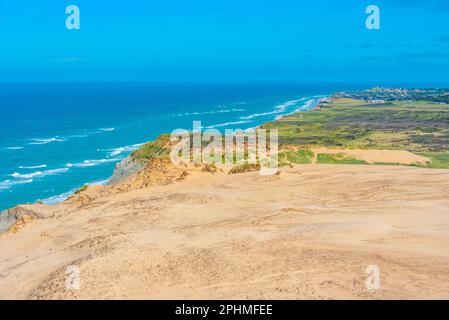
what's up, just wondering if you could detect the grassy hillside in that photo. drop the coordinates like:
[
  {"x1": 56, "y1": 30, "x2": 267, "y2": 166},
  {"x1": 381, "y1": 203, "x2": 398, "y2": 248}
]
[{"x1": 261, "y1": 98, "x2": 449, "y2": 168}]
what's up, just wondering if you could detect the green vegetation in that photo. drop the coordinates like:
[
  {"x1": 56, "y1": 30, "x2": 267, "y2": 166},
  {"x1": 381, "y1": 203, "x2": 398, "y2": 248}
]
[
  {"x1": 263, "y1": 99, "x2": 449, "y2": 152},
  {"x1": 263, "y1": 99, "x2": 449, "y2": 153},
  {"x1": 74, "y1": 185, "x2": 88, "y2": 195},
  {"x1": 317, "y1": 153, "x2": 367, "y2": 165},
  {"x1": 282, "y1": 150, "x2": 314, "y2": 164},
  {"x1": 261, "y1": 96, "x2": 449, "y2": 168},
  {"x1": 128, "y1": 91, "x2": 449, "y2": 170},
  {"x1": 131, "y1": 134, "x2": 171, "y2": 161},
  {"x1": 419, "y1": 152, "x2": 449, "y2": 169},
  {"x1": 132, "y1": 144, "x2": 168, "y2": 160},
  {"x1": 228, "y1": 163, "x2": 261, "y2": 175},
  {"x1": 372, "y1": 162, "x2": 402, "y2": 166}
]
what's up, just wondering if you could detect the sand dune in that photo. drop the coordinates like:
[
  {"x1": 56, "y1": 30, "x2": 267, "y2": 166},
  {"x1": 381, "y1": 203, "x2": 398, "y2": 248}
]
[{"x1": 1, "y1": 164, "x2": 449, "y2": 299}]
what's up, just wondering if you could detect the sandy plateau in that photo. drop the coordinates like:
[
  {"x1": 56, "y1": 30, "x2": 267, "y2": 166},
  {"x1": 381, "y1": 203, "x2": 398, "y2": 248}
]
[{"x1": 1, "y1": 162, "x2": 449, "y2": 299}]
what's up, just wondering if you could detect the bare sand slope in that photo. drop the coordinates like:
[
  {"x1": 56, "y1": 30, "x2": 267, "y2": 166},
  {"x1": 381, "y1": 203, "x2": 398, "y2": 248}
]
[{"x1": 1, "y1": 164, "x2": 449, "y2": 300}]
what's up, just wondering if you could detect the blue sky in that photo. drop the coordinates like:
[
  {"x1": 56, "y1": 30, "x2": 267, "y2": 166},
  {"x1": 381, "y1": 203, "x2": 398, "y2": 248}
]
[{"x1": 0, "y1": 0, "x2": 448, "y2": 82}]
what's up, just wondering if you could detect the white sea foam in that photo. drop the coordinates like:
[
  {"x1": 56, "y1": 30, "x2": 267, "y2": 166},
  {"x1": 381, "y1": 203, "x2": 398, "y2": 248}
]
[
  {"x1": 6, "y1": 146, "x2": 24, "y2": 150},
  {"x1": 275, "y1": 97, "x2": 325, "y2": 120},
  {"x1": 89, "y1": 179, "x2": 108, "y2": 186},
  {"x1": 239, "y1": 98, "x2": 305, "y2": 121},
  {"x1": 240, "y1": 110, "x2": 278, "y2": 120},
  {"x1": 11, "y1": 168, "x2": 69, "y2": 179},
  {"x1": 11, "y1": 171, "x2": 43, "y2": 179},
  {"x1": 42, "y1": 190, "x2": 74, "y2": 205},
  {"x1": 175, "y1": 108, "x2": 245, "y2": 117},
  {"x1": 66, "y1": 158, "x2": 121, "y2": 168},
  {"x1": 294, "y1": 99, "x2": 316, "y2": 111},
  {"x1": 241, "y1": 96, "x2": 325, "y2": 122},
  {"x1": 98, "y1": 127, "x2": 115, "y2": 132},
  {"x1": 42, "y1": 179, "x2": 109, "y2": 205},
  {"x1": 205, "y1": 120, "x2": 253, "y2": 129},
  {"x1": 104, "y1": 143, "x2": 144, "y2": 157},
  {"x1": 274, "y1": 99, "x2": 303, "y2": 112},
  {"x1": 0, "y1": 179, "x2": 34, "y2": 191},
  {"x1": 63, "y1": 134, "x2": 89, "y2": 139},
  {"x1": 29, "y1": 137, "x2": 66, "y2": 145},
  {"x1": 23, "y1": 133, "x2": 89, "y2": 147},
  {"x1": 18, "y1": 164, "x2": 48, "y2": 169}
]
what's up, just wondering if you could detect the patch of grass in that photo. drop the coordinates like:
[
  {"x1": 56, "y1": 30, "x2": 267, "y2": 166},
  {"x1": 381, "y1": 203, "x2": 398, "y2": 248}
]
[
  {"x1": 284, "y1": 150, "x2": 314, "y2": 164},
  {"x1": 260, "y1": 97, "x2": 449, "y2": 168},
  {"x1": 317, "y1": 153, "x2": 367, "y2": 165},
  {"x1": 262, "y1": 99, "x2": 449, "y2": 152},
  {"x1": 131, "y1": 143, "x2": 170, "y2": 161},
  {"x1": 131, "y1": 134, "x2": 171, "y2": 161},
  {"x1": 228, "y1": 163, "x2": 261, "y2": 175},
  {"x1": 372, "y1": 162, "x2": 403, "y2": 166},
  {"x1": 74, "y1": 185, "x2": 88, "y2": 195},
  {"x1": 419, "y1": 152, "x2": 449, "y2": 169}
]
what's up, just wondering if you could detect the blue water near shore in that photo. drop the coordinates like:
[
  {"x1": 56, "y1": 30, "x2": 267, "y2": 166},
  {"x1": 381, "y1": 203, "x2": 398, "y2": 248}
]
[{"x1": 0, "y1": 81, "x2": 380, "y2": 210}]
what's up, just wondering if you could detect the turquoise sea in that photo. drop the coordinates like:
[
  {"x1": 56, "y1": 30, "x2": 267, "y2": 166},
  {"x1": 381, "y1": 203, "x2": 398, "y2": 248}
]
[{"x1": 0, "y1": 82, "x2": 392, "y2": 210}]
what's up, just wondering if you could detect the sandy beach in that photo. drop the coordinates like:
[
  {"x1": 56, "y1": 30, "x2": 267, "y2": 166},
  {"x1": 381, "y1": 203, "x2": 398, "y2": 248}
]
[{"x1": 1, "y1": 162, "x2": 449, "y2": 299}]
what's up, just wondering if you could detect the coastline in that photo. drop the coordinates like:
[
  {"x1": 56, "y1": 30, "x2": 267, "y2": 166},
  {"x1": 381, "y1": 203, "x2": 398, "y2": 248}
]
[
  {"x1": 1, "y1": 94, "x2": 327, "y2": 214},
  {"x1": 3, "y1": 0, "x2": 449, "y2": 302},
  {"x1": 3, "y1": 87, "x2": 449, "y2": 232},
  {"x1": 3, "y1": 86, "x2": 449, "y2": 226},
  {"x1": 1, "y1": 88, "x2": 449, "y2": 299}
]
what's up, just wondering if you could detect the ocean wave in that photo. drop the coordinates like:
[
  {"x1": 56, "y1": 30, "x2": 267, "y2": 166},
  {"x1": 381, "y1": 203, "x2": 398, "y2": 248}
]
[
  {"x1": 18, "y1": 164, "x2": 47, "y2": 169},
  {"x1": 240, "y1": 110, "x2": 278, "y2": 120},
  {"x1": 174, "y1": 108, "x2": 245, "y2": 117},
  {"x1": 11, "y1": 168, "x2": 69, "y2": 179},
  {"x1": 42, "y1": 190, "x2": 74, "y2": 205},
  {"x1": 98, "y1": 127, "x2": 115, "y2": 132},
  {"x1": 41, "y1": 178, "x2": 108, "y2": 205},
  {"x1": 89, "y1": 179, "x2": 108, "y2": 186},
  {"x1": 23, "y1": 129, "x2": 110, "y2": 147},
  {"x1": 66, "y1": 158, "x2": 121, "y2": 168},
  {"x1": 20, "y1": 133, "x2": 88, "y2": 148},
  {"x1": 274, "y1": 97, "x2": 326, "y2": 120},
  {"x1": 102, "y1": 143, "x2": 144, "y2": 157},
  {"x1": 239, "y1": 98, "x2": 305, "y2": 121},
  {"x1": 240, "y1": 96, "x2": 324, "y2": 121},
  {"x1": 0, "y1": 179, "x2": 33, "y2": 191},
  {"x1": 205, "y1": 120, "x2": 253, "y2": 129},
  {"x1": 29, "y1": 137, "x2": 66, "y2": 145},
  {"x1": 63, "y1": 134, "x2": 89, "y2": 139},
  {"x1": 294, "y1": 99, "x2": 317, "y2": 112},
  {"x1": 274, "y1": 98, "x2": 304, "y2": 113}
]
